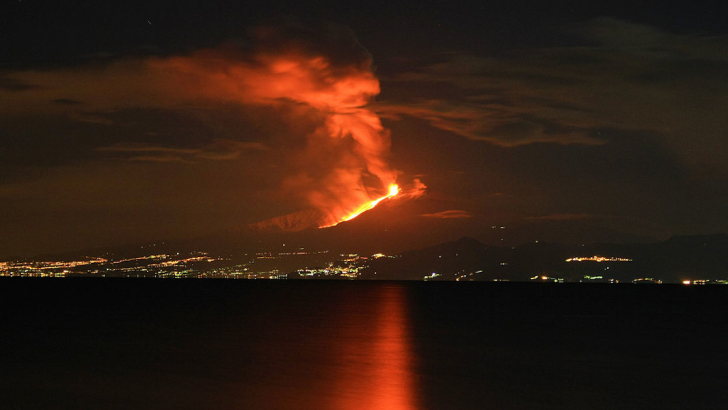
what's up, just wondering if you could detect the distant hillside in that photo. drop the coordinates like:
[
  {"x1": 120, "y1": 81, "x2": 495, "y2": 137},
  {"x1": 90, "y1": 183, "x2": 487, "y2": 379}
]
[
  {"x1": 15, "y1": 190, "x2": 672, "y2": 261},
  {"x1": 360, "y1": 235, "x2": 728, "y2": 283}
]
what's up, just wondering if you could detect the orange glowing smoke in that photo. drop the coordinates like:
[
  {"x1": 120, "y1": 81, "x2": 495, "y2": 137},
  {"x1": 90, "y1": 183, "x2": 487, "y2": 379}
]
[
  {"x1": 100, "y1": 22, "x2": 420, "y2": 230},
  {"x1": 150, "y1": 35, "x2": 400, "y2": 227},
  {"x1": 1, "y1": 21, "x2": 422, "y2": 234}
]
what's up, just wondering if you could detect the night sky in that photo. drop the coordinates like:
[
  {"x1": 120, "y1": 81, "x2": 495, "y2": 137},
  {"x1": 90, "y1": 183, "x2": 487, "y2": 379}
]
[{"x1": 2, "y1": 0, "x2": 727, "y2": 257}]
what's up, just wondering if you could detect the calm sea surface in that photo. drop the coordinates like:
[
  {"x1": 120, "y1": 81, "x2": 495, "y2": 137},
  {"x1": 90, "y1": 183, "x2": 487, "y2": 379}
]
[{"x1": 2, "y1": 279, "x2": 727, "y2": 409}]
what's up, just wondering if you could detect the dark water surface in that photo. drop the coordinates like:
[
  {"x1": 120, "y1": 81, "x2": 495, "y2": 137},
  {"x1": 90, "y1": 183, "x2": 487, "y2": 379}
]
[{"x1": 2, "y1": 280, "x2": 727, "y2": 409}]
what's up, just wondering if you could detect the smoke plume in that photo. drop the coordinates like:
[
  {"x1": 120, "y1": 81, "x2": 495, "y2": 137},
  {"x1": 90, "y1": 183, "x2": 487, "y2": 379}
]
[
  {"x1": 152, "y1": 23, "x2": 399, "y2": 228},
  {"x1": 2, "y1": 21, "x2": 411, "y2": 230}
]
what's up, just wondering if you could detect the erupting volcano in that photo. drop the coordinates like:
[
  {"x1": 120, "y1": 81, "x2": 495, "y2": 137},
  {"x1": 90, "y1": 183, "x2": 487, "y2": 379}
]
[{"x1": 321, "y1": 184, "x2": 400, "y2": 228}]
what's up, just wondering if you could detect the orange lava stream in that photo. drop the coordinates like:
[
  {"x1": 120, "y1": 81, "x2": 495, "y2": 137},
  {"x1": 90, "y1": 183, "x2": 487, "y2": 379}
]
[{"x1": 321, "y1": 184, "x2": 399, "y2": 228}]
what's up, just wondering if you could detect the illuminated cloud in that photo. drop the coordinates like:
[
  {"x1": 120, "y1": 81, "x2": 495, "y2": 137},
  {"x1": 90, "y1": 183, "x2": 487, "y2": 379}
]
[{"x1": 0, "y1": 21, "x2": 404, "y2": 228}]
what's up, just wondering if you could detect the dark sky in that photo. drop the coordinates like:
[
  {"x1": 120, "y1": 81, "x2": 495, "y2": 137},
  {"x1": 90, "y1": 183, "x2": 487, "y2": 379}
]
[{"x1": 2, "y1": 0, "x2": 727, "y2": 257}]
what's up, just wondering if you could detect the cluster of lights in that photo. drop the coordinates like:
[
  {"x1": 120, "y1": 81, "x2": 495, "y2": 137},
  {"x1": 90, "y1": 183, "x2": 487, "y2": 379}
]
[
  {"x1": 297, "y1": 255, "x2": 374, "y2": 278},
  {"x1": 682, "y1": 279, "x2": 728, "y2": 285},
  {"x1": 581, "y1": 275, "x2": 619, "y2": 283},
  {"x1": 149, "y1": 256, "x2": 219, "y2": 267},
  {"x1": 530, "y1": 275, "x2": 564, "y2": 283},
  {"x1": 107, "y1": 254, "x2": 167, "y2": 265},
  {"x1": 0, "y1": 258, "x2": 107, "y2": 271},
  {"x1": 632, "y1": 278, "x2": 663, "y2": 284},
  {"x1": 371, "y1": 253, "x2": 396, "y2": 259},
  {"x1": 0, "y1": 257, "x2": 108, "y2": 276},
  {"x1": 566, "y1": 256, "x2": 632, "y2": 262}
]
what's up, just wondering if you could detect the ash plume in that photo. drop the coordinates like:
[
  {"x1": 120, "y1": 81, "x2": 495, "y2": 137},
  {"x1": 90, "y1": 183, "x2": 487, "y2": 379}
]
[
  {"x1": 153, "y1": 22, "x2": 399, "y2": 228},
  {"x1": 3, "y1": 20, "x2": 416, "y2": 231}
]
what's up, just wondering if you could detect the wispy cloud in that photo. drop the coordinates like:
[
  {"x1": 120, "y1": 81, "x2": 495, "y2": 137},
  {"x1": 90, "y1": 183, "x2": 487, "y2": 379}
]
[
  {"x1": 97, "y1": 139, "x2": 267, "y2": 163},
  {"x1": 524, "y1": 213, "x2": 596, "y2": 222},
  {"x1": 0, "y1": 76, "x2": 42, "y2": 92},
  {"x1": 376, "y1": 18, "x2": 728, "y2": 172},
  {"x1": 421, "y1": 209, "x2": 471, "y2": 219}
]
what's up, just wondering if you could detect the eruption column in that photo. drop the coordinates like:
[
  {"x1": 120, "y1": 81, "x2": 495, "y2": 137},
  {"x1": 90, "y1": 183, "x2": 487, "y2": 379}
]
[{"x1": 153, "y1": 29, "x2": 400, "y2": 229}]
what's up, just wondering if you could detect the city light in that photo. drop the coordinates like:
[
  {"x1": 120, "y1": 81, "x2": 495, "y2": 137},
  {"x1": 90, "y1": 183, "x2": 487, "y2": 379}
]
[{"x1": 566, "y1": 256, "x2": 632, "y2": 262}]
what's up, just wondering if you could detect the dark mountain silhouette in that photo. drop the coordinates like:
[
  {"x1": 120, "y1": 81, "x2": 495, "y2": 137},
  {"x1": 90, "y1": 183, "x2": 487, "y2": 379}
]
[
  {"x1": 197, "y1": 192, "x2": 659, "y2": 257},
  {"x1": 360, "y1": 235, "x2": 728, "y2": 283}
]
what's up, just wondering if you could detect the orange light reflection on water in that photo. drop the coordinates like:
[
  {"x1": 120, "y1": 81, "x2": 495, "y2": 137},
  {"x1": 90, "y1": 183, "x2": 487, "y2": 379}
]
[{"x1": 329, "y1": 285, "x2": 417, "y2": 410}]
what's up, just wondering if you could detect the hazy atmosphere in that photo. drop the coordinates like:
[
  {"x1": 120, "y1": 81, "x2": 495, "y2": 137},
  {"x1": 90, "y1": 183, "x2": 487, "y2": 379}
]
[{"x1": 3, "y1": 0, "x2": 727, "y2": 256}]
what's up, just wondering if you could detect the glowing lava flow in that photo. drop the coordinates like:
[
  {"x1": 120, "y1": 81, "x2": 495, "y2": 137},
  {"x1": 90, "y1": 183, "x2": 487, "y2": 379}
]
[{"x1": 321, "y1": 184, "x2": 400, "y2": 228}]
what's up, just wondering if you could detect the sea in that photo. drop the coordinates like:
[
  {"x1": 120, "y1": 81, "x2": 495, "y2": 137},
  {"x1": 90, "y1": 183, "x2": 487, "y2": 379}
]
[{"x1": 2, "y1": 279, "x2": 727, "y2": 410}]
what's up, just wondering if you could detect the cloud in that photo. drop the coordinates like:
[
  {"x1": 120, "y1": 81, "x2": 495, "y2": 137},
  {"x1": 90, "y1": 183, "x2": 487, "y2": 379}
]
[
  {"x1": 97, "y1": 140, "x2": 267, "y2": 163},
  {"x1": 52, "y1": 98, "x2": 83, "y2": 105},
  {"x1": 0, "y1": 20, "x2": 410, "y2": 228},
  {"x1": 378, "y1": 100, "x2": 606, "y2": 146},
  {"x1": 524, "y1": 213, "x2": 596, "y2": 222},
  {"x1": 0, "y1": 76, "x2": 42, "y2": 92},
  {"x1": 421, "y1": 209, "x2": 471, "y2": 219},
  {"x1": 376, "y1": 18, "x2": 728, "y2": 172}
]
